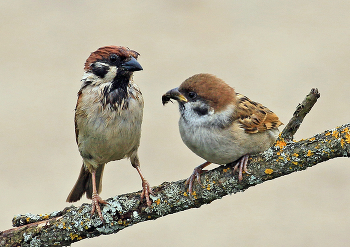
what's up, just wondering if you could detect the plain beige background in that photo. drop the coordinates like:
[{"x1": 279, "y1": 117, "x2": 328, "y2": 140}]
[{"x1": 1, "y1": 1, "x2": 350, "y2": 246}]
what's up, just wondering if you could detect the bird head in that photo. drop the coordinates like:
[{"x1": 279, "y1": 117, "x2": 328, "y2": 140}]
[
  {"x1": 162, "y1": 74, "x2": 237, "y2": 127},
  {"x1": 163, "y1": 73, "x2": 236, "y2": 113},
  {"x1": 83, "y1": 46, "x2": 142, "y2": 85}
]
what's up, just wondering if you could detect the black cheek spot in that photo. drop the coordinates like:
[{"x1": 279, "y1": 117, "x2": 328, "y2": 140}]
[
  {"x1": 91, "y1": 63, "x2": 109, "y2": 78},
  {"x1": 193, "y1": 106, "x2": 209, "y2": 116}
]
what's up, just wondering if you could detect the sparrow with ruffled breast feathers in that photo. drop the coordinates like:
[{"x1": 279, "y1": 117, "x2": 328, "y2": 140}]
[
  {"x1": 67, "y1": 46, "x2": 153, "y2": 221},
  {"x1": 162, "y1": 73, "x2": 282, "y2": 194}
]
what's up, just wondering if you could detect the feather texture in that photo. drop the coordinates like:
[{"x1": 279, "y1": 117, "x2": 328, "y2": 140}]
[{"x1": 235, "y1": 93, "x2": 283, "y2": 133}]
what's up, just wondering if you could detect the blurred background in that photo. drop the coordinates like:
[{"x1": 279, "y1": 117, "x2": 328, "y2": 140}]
[{"x1": 1, "y1": 1, "x2": 350, "y2": 246}]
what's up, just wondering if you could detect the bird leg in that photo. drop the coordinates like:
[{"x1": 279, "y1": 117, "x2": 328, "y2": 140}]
[
  {"x1": 90, "y1": 170, "x2": 107, "y2": 221},
  {"x1": 185, "y1": 161, "x2": 211, "y2": 197},
  {"x1": 233, "y1": 155, "x2": 250, "y2": 182},
  {"x1": 134, "y1": 165, "x2": 153, "y2": 206}
]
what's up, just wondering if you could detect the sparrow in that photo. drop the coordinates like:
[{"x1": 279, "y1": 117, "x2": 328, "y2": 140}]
[
  {"x1": 162, "y1": 73, "x2": 282, "y2": 194},
  {"x1": 66, "y1": 46, "x2": 153, "y2": 221}
]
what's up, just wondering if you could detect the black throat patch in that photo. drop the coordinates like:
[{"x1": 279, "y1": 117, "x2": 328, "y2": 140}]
[{"x1": 102, "y1": 72, "x2": 131, "y2": 110}]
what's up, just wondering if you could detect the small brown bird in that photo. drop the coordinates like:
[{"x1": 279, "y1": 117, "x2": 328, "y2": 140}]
[
  {"x1": 67, "y1": 46, "x2": 152, "y2": 221},
  {"x1": 162, "y1": 73, "x2": 282, "y2": 194}
]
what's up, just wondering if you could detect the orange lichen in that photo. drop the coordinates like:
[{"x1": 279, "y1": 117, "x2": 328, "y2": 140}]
[
  {"x1": 155, "y1": 199, "x2": 161, "y2": 205},
  {"x1": 207, "y1": 184, "x2": 211, "y2": 190},
  {"x1": 309, "y1": 137, "x2": 316, "y2": 141},
  {"x1": 346, "y1": 133, "x2": 350, "y2": 143},
  {"x1": 192, "y1": 191, "x2": 198, "y2": 199},
  {"x1": 341, "y1": 128, "x2": 350, "y2": 145},
  {"x1": 307, "y1": 150, "x2": 313, "y2": 156},
  {"x1": 183, "y1": 192, "x2": 188, "y2": 197},
  {"x1": 70, "y1": 233, "x2": 82, "y2": 241},
  {"x1": 332, "y1": 130, "x2": 340, "y2": 139},
  {"x1": 341, "y1": 127, "x2": 350, "y2": 134},
  {"x1": 293, "y1": 153, "x2": 299, "y2": 157},
  {"x1": 292, "y1": 161, "x2": 298, "y2": 165},
  {"x1": 265, "y1": 169, "x2": 273, "y2": 174},
  {"x1": 223, "y1": 168, "x2": 229, "y2": 172},
  {"x1": 276, "y1": 140, "x2": 287, "y2": 149},
  {"x1": 325, "y1": 132, "x2": 331, "y2": 136}
]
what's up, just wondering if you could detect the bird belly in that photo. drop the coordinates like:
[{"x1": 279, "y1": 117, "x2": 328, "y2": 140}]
[
  {"x1": 77, "y1": 98, "x2": 143, "y2": 166},
  {"x1": 179, "y1": 120, "x2": 278, "y2": 164}
]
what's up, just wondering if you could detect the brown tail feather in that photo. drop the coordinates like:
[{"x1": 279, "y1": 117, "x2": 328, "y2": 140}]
[{"x1": 66, "y1": 163, "x2": 105, "y2": 202}]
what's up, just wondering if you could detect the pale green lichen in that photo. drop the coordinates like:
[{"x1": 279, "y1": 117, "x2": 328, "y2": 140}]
[{"x1": 248, "y1": 175, "x2": 263, "y2": 185}]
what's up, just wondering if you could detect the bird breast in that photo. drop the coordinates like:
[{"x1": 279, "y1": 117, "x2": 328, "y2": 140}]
[
  {"x1": 178, "y1": 106, "x2": 278, "y2": 164},
  {"x1": 76, "y1": 83, "x2": 143, "y2": 166}
]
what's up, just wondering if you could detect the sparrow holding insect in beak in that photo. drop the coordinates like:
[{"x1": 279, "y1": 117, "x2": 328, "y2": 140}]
[{"x1": 162, "y1": 73, "x2": 282, "y2": 194}]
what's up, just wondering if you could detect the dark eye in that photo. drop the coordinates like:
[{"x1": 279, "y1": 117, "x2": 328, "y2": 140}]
[
  {"x1": 109, "y1": 54, "x2": 118, "y2": 62},
  {"x1": 188, "y1": 91, "x2": 197, "y2": 99}
]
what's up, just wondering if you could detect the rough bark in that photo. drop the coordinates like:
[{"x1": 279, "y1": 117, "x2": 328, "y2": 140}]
[{"x1": 1, "y1": 89, "x2": 350, "y2": 247}]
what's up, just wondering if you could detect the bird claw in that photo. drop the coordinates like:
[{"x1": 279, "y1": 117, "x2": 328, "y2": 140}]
[
  {"x1": 233, "y1": 155, "x2": 250, "y2": 182},
  {"x1": 185, "y1": 167, "x2": 206, "y2": 198},
  {"x1": 140, "y1": 180, "x2": 154, "y2": 206},
  {"x1": 184, "y1": 162, "x2": 211, "y2": 198},
  {"x1": 91, "y1": 193, "x2": 107, "y2": 221}
]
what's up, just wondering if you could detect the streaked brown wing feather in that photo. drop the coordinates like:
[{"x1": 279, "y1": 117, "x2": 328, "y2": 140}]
[{"x1": 235, "y1": 93, "x2": 283, "y2": 134}]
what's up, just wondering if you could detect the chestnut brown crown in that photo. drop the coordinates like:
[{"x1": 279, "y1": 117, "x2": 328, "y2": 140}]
[
  {"x1": 179, "y1": 73, "x2": 237, "y2": 112},
  {"x1": 84, "y1": 46, "x2": 140, "y2": 71}
]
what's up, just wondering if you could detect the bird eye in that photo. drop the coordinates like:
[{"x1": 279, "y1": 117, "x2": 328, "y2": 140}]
[
  {"x1": 109, "y1": 54, "x2": 118, "y2": 62},
  {"x1": 188, "y1": 92, "x2": 197, "y2": 99}
]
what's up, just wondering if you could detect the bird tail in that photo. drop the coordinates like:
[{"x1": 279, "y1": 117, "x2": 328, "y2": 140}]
[{"x1": 66, "y1": 163, "x2": 105, "y2": 202}]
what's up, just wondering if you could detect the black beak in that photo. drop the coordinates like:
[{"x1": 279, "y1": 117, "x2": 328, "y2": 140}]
[
  {"x1": 162, "y1": 88, "x2": 188, "y2": 105},
  {"x1": 121, "y1": 56, "x2": 143, "y2": 71}
]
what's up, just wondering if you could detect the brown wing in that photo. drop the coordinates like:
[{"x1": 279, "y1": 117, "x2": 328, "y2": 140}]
[
  {"x1": 74, "y1": 90, "x2": 84, "y2": 144},
  {"x1": 235, "y1": 93, "x2": 283, "y2": 134}
]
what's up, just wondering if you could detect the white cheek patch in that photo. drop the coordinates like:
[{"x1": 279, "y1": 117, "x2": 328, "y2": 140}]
[
  {"x1": 103, "y1": 66, "x2": 117, "y2": 82},
  {"x1": 180, "y1": 102, "x2": 234, "y2": 128},
  {"x1": 81, "y1": 65, "x2": 118, "y2": 87}
]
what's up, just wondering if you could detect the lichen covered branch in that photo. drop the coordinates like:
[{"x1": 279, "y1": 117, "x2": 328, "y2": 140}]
[
  {"x1": 2, "y1": 123, "x2": 349, "y2": 246},
  {"x1": 280, "y1": 88, "x2": 320, "y2": 141}
]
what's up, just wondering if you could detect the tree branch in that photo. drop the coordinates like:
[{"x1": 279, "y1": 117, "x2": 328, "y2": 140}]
[
  {"x1": 280, "y1": 88, "x2": 320, "y2": 141},
  {"x1": 2, "y1": 89, "x2": 350, "y2": 247}
]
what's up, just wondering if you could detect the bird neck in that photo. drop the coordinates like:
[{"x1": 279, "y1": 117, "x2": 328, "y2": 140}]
[{"x1": 102, "y1": 72, "x2": 133, "y2": 110}]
